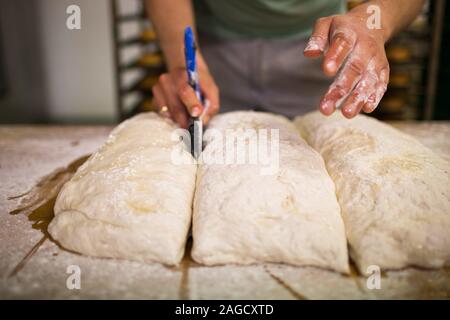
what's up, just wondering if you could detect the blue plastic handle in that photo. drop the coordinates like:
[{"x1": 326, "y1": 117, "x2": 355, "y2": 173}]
[{"x1": 184, "y1": 26, "x2": 203, "y2": 103}]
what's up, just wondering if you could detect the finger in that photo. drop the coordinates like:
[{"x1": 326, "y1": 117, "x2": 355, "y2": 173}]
[
  {"x1": 202, "y1": 80, "x2": 220, "y2": 117},
  {"x1": 152, "y1": 84, "x2": 166, "y2": 108},
  {"x1": 207, "y1": 102, "x2": 219, "y2": 117},
  {"x1": 319, "y1": 59, "x2": 363, "y2": 115},
  {"x1": 203, "y1": 114, "x2": 211, "y2": 126},
  {"x1": 159, "y1": 75, "x2": 190, "y2": 128},
  {"x1": 361, "y1": 96, "x2": 376, "y2": 114},
  {"x1": 304, "y1": 17, "x2": 333, "y2": 58},
  {"x1": 323, "y1": 31, "x2": 356, "y2": 76},
  {"x1": 152, "y1": 85, "x2": 172, "y2": 119},
  {"x1": 167, "y1": 98, "x2": 189, "y2": 129},
  {"x1": 341, "y1": 71, "x2": 378, "y2": 118},
  {"x1": 178, "y1": 83, "x2": 203, "y2": 117},
  {"x1": 201, "y1": 100, "x2": 220, "y2": 125},
  {"x1": 363, "y1": 67, "x2": 389, "y2": 113},
  {"x1": 167, "y1": 99, "x2": 189, "y2": 129},
  {"x1": 341, "y1": 93, "x2": 366, "y2": 119}
]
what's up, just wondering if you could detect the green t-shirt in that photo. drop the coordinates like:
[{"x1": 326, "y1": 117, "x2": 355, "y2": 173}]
[{"x1": 194, "y1": 0, "x2": 345, "y2": 39}]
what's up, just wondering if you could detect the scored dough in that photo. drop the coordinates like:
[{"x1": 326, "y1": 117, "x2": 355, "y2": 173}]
[
  {"x1": 49, "y1": 113, "x2": 196, "y2": 265},
  {"x1": 295, "y1": 111, "x2": 450, "y2": 272},
  {"x1": 192, "y1": 111, "x2": 350, "y2": 273}
]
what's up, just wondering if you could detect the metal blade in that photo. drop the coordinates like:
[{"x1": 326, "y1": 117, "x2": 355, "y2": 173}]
[{"x1": 189, "y1": 117, "x2": 203, "y2": 160}]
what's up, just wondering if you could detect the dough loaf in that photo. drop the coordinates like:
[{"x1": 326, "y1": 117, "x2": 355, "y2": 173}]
[
  {"x1": 192, "y1": 111, "x2": 349, "y2": 273},
  {"x1": 295, "y1": 112, "x2": 450, "y2": 272},
  {"x1": 49, "y1": 113, "x2": 196, "y2": 265}
]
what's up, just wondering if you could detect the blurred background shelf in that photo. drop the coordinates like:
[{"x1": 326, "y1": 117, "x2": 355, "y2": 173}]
[
  {"x1": 0, "y1": 0, "x2": 448, "y2": 123},
  {"x1": 111, "y1": 0, "x2": 166, "y2": 121}
]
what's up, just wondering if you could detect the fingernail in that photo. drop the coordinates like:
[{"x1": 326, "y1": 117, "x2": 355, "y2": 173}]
[
  {"x1": 326, "y1": 60, "x2": 336, "y2": 72},
  {"x1": 305, "y1": 40, "x2": 320, "y2": 52},
  {"x1": 321, "y1": 100, "x2": 333, "y2": 113},
  {"x1": 367, "y1": 103, "x2": 377, "y2": 112},
  {"x1": 344, "y1": 106, "x2": 353, "y2": 115},
  {"x1": 191, "y1": 105, "x2": 201, "y2": 117}
]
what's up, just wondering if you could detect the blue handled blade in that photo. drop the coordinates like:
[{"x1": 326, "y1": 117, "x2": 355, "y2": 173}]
[{"x1": 184, "y1": 26, "x2": 203, "y2": 159}]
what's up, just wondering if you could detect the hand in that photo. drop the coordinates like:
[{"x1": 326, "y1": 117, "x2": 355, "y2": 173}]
[
  {"x1": 304, "y1": 11, "x2": 390, "y2": 118},
  {"x1": 152, "y1": 63, "x2": 219, "y2": 128}
]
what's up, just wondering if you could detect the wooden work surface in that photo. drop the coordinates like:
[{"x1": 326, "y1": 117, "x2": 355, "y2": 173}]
[{"x1": 0, "y1": 122, "x2": 449, "y2": 300}]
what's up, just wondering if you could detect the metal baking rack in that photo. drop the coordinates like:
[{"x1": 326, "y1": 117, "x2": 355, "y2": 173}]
[{"x1": 111, "y1": 0, "x2": 166, "y2": 121}]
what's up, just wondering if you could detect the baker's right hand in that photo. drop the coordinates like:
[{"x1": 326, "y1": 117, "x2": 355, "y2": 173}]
[{"x1": 152, "y1": 64, "x2": 220, "y2": 128}]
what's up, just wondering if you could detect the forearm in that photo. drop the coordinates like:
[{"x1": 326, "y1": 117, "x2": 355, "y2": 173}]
[
  {"x1": 350, "y1": 0, "x2": 426, "y2": 42},
  {"x1": 145, "y1": 0, "x2": 206, "y2": 70}
]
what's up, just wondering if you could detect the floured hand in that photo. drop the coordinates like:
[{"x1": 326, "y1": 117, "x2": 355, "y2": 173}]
[{"x1": 304, "y1": 9, "x2": 390, "y2": 118}]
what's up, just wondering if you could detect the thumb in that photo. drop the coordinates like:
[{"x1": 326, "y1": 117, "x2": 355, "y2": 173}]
[
  {"x1": 304, "y1": 16, "x2": 333, "y2": 58},
  {"x1": 178, "y1": 83, "x2": 203, "y2": 117}
]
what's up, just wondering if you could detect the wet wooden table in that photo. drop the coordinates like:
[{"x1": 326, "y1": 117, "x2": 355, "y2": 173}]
[{"x1": 0, "y1": 122, "x2": 449, "y2": 299}]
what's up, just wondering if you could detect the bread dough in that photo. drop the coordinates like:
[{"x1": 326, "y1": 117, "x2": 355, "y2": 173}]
[
  {"x1": 49, "y1": 113, "x2": 196, "y2": 265},
  {"x1": 295, "y1": 111, "x2": 450, "y2": 272},
  {"x1": 192, "y1": 111, "x2": 349, "y2": 273}
]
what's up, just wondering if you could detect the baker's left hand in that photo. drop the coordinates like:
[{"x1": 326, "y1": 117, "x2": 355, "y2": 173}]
[{"x1": 304, "y1": 10, "x2": 390, "y2": 118}]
